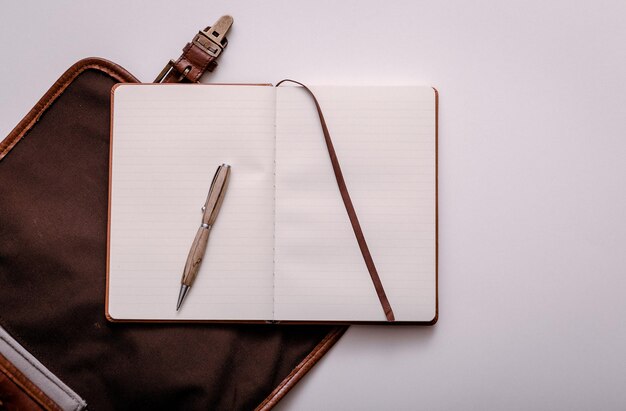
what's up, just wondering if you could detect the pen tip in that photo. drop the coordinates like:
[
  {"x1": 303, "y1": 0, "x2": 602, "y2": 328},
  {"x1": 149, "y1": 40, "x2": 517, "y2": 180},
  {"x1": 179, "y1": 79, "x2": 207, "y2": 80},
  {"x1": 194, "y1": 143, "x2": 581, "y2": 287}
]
[{"x1": 176, "y1": 284, "x2": 190, "y2": 311}]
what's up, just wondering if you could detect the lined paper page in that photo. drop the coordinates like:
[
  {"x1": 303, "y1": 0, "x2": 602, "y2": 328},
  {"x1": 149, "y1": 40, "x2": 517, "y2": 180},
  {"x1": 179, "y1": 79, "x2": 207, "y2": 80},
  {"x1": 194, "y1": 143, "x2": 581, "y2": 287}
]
[
  {"x1": 108, "y1": 84, "x2": 276, "y2": 321},
  {"x1": 274, "y1": 86, "x2": 436, "y2": 322}
]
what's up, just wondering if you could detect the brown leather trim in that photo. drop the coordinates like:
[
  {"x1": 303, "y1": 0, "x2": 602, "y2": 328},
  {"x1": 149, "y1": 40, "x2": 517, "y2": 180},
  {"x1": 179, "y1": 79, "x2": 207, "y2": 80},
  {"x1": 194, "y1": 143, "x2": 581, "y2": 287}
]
[
  {"x1": 256, "y1": 326, "x2": 348, "y2": 411},
  {"x1": 0, "y1": 57, "x2": 137, "y2": 161},
  {"x1": 0, "y1": 352, "x2": 62, "y2": 411}
]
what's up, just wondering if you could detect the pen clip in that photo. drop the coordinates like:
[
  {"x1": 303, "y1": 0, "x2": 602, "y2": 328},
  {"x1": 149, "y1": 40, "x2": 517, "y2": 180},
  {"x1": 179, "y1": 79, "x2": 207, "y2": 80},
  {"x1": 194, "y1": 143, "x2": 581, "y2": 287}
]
[{"x1": 202, "y1": 165, "x2": 223, "y2": 212}]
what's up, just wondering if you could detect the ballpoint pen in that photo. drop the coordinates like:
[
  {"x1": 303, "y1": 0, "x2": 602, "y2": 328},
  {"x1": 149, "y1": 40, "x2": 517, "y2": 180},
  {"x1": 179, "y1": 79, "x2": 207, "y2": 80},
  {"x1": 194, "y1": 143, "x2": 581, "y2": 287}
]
[{"x1": 176, "y1": 164, "x2": 231, "y2": 311}]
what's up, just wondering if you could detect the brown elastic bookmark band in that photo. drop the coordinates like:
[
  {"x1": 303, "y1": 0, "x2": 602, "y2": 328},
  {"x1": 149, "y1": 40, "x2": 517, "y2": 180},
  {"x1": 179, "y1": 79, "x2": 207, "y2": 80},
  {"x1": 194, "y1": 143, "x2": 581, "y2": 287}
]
[{"x1": 276, "y1": 79, "x2": 396, "y2": 322}]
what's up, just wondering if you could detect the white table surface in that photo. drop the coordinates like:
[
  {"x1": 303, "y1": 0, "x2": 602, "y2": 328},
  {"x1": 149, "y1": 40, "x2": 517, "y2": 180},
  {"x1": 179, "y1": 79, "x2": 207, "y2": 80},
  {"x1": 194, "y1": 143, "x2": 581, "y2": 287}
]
[{"x1": 2, "y1": 1, "x2": 626, "y2": 410}]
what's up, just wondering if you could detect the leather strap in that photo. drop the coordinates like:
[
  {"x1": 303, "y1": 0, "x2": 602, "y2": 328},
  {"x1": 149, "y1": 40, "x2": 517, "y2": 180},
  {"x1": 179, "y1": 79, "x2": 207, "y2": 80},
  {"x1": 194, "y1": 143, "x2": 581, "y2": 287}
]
[
  {"x1": 156, "y1": 16, "x2": 233, "y2": 83},
  {"x1": 276, "y1": 80, "x2": 396, "y2": 322},
  {"x1": 161, "y1": 42, "x2": 218, "y2": 83},
  {"x1": 0, "y1": 352, "x2": 61, "y2": 411}
]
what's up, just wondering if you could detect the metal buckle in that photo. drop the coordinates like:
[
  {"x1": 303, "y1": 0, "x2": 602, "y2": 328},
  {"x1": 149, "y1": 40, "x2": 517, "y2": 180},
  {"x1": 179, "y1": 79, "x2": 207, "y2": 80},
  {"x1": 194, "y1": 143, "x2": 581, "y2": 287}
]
[
  {"x1": 192, "y1": 15, "x2": 233, "y2": 58},
  {"x1": 154, "y1": 60, "x2": 191, "y2": 83},
  {"x1": 153, "y1": 15, "x2": 233, "y2": 83}
]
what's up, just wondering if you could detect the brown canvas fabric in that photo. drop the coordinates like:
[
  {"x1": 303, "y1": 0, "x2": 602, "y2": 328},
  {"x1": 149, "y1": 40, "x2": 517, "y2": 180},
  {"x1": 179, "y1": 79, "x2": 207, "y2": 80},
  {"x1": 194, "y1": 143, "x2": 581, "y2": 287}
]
[{"x1": 0, "y1": 58, "x2": 346, "y2": 410}]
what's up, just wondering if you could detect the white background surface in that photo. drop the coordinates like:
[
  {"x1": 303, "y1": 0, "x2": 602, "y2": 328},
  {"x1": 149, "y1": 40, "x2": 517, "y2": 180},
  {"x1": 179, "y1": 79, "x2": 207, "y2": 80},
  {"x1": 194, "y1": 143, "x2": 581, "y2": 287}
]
[{"x1": 2, "y1": 1, "x2": 626, "y2": 409}]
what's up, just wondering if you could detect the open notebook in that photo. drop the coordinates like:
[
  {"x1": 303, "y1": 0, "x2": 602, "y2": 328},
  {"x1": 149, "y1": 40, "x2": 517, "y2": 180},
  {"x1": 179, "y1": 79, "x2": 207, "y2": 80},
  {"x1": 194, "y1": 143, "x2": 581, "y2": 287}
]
[{"x1": 106, "y1": 84, "x2": 438, "y2": 323}]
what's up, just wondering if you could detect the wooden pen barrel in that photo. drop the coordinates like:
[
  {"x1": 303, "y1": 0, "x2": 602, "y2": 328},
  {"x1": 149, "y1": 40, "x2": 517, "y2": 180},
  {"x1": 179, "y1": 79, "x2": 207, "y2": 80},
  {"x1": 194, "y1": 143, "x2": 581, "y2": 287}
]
[{"x1": 181, "y1": 225, "x2": 211, "y2": 286}]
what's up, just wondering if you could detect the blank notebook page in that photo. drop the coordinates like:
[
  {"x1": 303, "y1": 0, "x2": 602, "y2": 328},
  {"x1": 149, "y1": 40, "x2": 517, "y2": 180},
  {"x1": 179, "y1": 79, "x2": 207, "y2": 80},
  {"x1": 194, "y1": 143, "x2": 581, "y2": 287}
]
[
  {"x1": 108, "y1": 84, "x2": 276, "y2": 321},
  {"x1": 274, "y1": 86, "x2": 437, "y2": 322}
]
